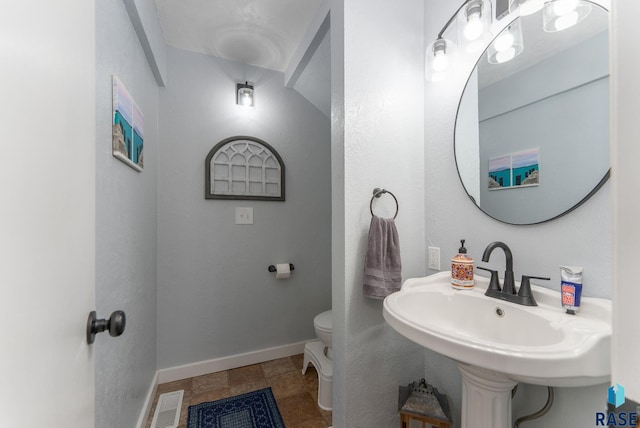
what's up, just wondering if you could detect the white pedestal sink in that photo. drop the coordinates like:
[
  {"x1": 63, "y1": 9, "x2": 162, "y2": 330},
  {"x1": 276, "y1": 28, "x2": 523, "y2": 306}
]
[{"x1": 383, "y1": 271, "x2": 611, "y2": 428}]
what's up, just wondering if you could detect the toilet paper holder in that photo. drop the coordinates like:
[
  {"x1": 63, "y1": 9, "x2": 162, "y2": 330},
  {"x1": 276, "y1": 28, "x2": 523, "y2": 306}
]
[{"x1": 268, "y1": 263, "x2": 295, "y2": 272}]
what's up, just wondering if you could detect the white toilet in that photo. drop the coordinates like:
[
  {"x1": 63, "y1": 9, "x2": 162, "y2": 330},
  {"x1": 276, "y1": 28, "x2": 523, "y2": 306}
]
[
  {"x1": 302, "y1": 309, "x2": 333, "y2": 411},
  {"x1": 313, "y1": 310, "x2": 333, "y2": 360}
]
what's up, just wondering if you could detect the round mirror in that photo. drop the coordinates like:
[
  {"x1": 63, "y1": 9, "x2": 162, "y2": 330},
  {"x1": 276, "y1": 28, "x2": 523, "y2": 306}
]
[{"x1": 454, "y1": 1, "x2": 609, "y2": 225}]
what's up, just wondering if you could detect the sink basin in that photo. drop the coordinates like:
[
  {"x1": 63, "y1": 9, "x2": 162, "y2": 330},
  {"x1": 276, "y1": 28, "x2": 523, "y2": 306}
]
[{"x1": 383, "y1": 271, "x2": 611, "y2": 387}]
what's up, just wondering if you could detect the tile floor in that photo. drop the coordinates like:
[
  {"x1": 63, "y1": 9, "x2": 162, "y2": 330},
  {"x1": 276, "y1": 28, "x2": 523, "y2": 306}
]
[{"x1": 145, "y1": 354, "x2": 332, "y2": 428}]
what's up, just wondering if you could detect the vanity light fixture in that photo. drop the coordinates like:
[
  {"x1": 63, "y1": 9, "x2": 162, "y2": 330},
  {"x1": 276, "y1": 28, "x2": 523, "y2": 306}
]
[
  {"x1": 236, "y1": 81, "x2": 254, "y2": 107},
  {"x1": 487, "y1": 18, "x2": 524, "y2": 64},
  {"x1": 543, "y1": 0, "x2": 592, "y2": 32},
  {"x1": 426, "y1": 0, "x2": 494, "y2": 81}
]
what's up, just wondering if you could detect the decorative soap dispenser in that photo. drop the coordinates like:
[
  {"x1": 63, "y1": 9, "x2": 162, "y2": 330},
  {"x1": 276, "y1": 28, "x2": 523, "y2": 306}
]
[{"x1": 451, "y1": 239, "x2": 474, "y2": 289}]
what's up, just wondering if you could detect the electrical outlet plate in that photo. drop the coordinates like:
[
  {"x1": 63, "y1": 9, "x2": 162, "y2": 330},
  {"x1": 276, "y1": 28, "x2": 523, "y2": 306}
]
[
  {"x1": 428, "y1": 247, "x2": 440, "y2": 270},
  {"x1": 235, "y1": 207, "x2": 253, "y2": 224}
]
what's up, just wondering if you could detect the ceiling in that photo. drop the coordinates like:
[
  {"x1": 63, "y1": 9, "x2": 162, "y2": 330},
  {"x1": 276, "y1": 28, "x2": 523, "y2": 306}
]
[{"x1": 153, "y1": 0, "x2": 324, "y2": 72}]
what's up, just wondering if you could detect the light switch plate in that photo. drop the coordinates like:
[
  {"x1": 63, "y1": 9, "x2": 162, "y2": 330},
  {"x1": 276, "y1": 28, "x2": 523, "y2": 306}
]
[{"x1": 235, "y1": 207, "x2": 253, "y2": 224}]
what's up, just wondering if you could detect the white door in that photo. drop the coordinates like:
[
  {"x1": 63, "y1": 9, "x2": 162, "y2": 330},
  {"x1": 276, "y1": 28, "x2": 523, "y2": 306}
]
[{"x1": 0, "y1": 1, "x2": 96, "y2": 427}]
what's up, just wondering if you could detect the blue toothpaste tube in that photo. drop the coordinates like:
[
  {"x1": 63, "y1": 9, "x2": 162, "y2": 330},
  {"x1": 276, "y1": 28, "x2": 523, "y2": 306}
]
[{"x1": 560, "y1": 265, "x2": 583, "y2": 315}]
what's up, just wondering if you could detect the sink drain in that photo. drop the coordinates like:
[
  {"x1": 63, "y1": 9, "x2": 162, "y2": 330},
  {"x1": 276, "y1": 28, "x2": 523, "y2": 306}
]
[{"x1": 495, "y1": 307, "x2": 505, "y2": 317}]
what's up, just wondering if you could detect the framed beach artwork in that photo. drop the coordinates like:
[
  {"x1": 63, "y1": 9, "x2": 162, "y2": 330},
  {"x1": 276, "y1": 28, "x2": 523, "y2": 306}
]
[
  {"x1": 488, "y1": 148, "x2": 540, "y2": 190},
  {"x1": 112, "y1": 75, "x2": 143, "y2": 172}
]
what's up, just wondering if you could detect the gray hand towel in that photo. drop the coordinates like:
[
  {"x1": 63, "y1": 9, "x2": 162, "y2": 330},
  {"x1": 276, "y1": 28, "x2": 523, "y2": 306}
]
[{"x1": 363, "y1": 215, "x2": 402, "y2": 299}]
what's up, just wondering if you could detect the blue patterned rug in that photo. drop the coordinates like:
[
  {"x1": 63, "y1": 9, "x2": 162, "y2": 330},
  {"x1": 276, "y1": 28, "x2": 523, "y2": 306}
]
[{"x1": 187, "y1": 387, "x2": 285, "y2": 428}]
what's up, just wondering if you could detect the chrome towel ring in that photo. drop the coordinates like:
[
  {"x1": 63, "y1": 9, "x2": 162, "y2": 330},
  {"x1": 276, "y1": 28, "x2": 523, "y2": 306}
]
[{"x1": 370, "y1": 188, "x2": 399, "y2": 219}]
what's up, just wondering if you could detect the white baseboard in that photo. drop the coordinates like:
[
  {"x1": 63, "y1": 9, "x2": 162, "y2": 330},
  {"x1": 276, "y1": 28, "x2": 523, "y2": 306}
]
[
  {"x1": 135, "y1": 371, "x2": 159, "y2": 428},
  {"x1": 158, "y1": 341, "x2": 308, "y2": 384},
  {"x1": 137, "y1": 341, "x2": 309, "y2": 428}
]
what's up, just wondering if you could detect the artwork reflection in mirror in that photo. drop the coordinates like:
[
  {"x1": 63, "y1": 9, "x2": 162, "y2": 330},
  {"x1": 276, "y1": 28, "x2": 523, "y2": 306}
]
[
  {"x1": 455, "y1": 2, "x2": 609, "y2": 225},
  {"x1": 489, "y1": 148, "x2": 540, "y2": 190}
]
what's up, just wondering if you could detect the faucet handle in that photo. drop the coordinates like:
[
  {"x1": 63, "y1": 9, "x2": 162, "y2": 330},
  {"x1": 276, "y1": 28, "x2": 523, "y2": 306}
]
[
  {"x1": 519, "y1": 275, "x2": 550, "y2": 305},
  {"x1": 520, "y1": 275, "x2": 550, "y2": 287},
  {"x1": 477, "y1": 266, "x2": 501, "y2": 292}
]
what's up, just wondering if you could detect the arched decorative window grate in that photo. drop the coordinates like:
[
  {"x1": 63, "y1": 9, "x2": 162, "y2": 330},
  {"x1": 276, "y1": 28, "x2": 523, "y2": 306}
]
[{"x1": 205, "y1": 136, "x2": 285, "y2": 201}]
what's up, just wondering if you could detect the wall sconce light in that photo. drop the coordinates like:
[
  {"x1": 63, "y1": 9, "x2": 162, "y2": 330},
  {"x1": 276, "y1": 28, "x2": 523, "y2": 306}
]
[
  {"x1": 543, "y1": 0, "x2": 592, "y2": 32},
  {"x1": 236, "y1": 81, "x2": 254, "y2": 107},
  {"x1": 487, "y1": 18, "x2": 524, "y2": 64}
]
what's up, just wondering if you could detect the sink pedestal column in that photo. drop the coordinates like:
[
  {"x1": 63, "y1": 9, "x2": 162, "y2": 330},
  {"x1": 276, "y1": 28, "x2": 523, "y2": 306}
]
[{"x1": 458, "y1": 363, "x2": 517, "y2": 428}]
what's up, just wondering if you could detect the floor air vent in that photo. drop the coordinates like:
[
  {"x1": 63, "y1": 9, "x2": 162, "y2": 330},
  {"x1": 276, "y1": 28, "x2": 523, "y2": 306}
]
[{"x1": 151, "y1": 390, "x2": 184, "y2": 428}]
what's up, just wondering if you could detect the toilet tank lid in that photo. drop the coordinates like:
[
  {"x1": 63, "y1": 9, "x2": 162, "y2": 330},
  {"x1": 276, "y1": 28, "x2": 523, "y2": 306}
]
[{"x1": 314, "y1": 310, "x2": 332, "y2": 330}]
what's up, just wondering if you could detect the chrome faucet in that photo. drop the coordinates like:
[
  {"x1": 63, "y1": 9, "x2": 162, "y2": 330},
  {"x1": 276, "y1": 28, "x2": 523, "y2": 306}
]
[{"x1": 477, "y1": 241, "x2": 549, "y2": 306}]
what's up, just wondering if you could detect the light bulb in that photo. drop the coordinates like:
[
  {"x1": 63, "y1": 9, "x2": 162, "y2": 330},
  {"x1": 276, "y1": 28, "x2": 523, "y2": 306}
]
[
  {"x1": 495, "y1": 47, "x2": 516, "y2": 63},
  {"x1": 432, "y1": 50, "x2": 449, "y2": 72},
  {"x1": 493, "y1": 31, "x2": 515, "y2": 52},
  {"x1": 464, "y1": 14, "x2": 485, "y2": 41},
  {"x1": 237, "y1": 85, "x2": 253, "y2": 106},
  {"x1": 552, "y1": 0, "x2": 579, "y2": 16},
  {"x1": 554, "y1": 10, "x2": 579, "y2": 30},
  {"x1": 543, "y1": 0, "x2": 591, "y2": 33},
  {"x1": 487, "y1": 20, "x2": 523, "y2": 64}
]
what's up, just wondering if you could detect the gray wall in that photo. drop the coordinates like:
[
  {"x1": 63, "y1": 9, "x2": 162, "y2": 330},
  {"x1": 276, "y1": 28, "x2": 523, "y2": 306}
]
[
  {"x1": 95, "y1": 1, "x2": 159, "y2": 427},
  {"x1": 424, "y1": 1, "x2": 611, "y2": 427},
  {"x1": 293, "y1": 31, "x2": 331, "y2": 117},
  {"x1": 478, "y1": 32, "x2": 609, "y2": 223},
  {"x1": 331, "y1": 0, "x2": 427, "y2": 425},
  {"x1": 122, "y1": 0, "x2": 168, "y2": 85},
  {"x1": 157, "y1": 47, "x2": 331, "y2": 369}
]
